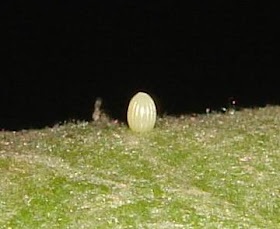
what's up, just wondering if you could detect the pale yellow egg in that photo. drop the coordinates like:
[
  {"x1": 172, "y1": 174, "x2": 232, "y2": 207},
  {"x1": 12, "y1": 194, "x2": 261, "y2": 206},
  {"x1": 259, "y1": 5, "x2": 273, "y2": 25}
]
[{"x1": 127, "y1": 92, "x2": 157, "y2": 132}]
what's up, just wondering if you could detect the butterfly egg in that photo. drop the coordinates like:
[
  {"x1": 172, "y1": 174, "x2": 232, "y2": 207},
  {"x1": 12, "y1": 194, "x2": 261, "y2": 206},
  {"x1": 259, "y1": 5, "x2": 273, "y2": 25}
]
[{"x1": 127, "y1": 92, "x2": 157, "y2": 132}]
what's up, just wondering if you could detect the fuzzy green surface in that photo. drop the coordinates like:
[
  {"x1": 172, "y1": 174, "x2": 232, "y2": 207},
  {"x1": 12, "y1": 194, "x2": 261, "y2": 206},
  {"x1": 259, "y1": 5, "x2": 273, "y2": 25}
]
[{"x1": 1, "y1": 106, "x2": 280, "y2": 228}]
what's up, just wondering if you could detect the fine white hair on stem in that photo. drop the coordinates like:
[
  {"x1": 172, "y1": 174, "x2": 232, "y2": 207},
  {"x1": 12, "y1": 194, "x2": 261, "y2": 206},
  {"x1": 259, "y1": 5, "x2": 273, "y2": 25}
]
[{"x1": 92, "y1": 97, "x2": 102, "y2": 121}]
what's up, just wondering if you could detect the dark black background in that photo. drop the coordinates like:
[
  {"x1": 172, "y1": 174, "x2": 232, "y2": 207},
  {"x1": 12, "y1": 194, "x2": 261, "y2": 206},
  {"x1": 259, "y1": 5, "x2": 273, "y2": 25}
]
[{"x1": 2, "y1": 1, "x2": 279, "y2": 130}]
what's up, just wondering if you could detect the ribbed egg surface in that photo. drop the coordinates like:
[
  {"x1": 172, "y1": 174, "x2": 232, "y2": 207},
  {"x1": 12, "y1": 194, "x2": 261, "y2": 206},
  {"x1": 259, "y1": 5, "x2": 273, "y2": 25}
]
[{"x1": 127, "y1": 92, "x2": 157, "y2": 132}]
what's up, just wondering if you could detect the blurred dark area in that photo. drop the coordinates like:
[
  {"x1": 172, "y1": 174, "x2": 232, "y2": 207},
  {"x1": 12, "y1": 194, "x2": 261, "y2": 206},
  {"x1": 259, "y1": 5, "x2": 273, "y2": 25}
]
[{"x1": 1, "y1": 1, "x2": 278, "y2": 130}]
